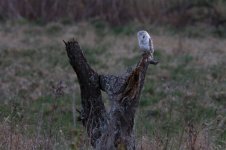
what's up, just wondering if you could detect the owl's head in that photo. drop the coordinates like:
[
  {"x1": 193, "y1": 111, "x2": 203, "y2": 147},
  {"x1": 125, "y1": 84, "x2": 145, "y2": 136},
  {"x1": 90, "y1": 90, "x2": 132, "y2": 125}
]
[{"x1": 137, "y1": 30, "x2": 150, "y2": 43}]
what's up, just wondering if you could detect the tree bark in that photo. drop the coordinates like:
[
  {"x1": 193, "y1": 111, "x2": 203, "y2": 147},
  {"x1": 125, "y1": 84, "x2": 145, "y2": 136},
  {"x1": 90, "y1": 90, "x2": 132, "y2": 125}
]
[{"x1": 64, "y1": 39, "x2": 158, "y2": 150}]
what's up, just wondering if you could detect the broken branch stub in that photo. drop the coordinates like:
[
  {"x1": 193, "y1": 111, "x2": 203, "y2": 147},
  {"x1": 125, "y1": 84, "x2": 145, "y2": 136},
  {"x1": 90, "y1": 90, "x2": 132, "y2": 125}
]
[{"x1": 64, "y1": 39, "x2": 158, "y2": 149}]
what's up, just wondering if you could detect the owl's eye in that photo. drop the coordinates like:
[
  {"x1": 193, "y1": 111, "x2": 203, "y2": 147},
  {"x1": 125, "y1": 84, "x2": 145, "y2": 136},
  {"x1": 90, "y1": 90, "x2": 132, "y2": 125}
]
[{"x1": 143, "y1": 36, "x2": 145, "y2": 39}]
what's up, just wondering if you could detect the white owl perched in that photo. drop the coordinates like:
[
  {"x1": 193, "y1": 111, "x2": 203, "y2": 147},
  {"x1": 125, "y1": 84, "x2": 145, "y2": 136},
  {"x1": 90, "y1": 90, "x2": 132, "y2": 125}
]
[{"x1": 137, "y1": 30, "x2": 154, "y2": 58}]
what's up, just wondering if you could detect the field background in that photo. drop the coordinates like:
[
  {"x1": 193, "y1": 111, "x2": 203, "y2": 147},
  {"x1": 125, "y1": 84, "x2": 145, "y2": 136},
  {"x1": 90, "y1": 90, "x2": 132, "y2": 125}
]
[{"x1": 0, "y1": 0, "x2": 226, "y2": 149}]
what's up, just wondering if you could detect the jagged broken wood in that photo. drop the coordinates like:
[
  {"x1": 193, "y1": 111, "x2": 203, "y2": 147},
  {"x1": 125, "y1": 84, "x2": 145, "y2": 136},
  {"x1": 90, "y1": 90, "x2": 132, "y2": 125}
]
[{"x1": 64, "y1": 39, "x2": 158, "y2": 150}]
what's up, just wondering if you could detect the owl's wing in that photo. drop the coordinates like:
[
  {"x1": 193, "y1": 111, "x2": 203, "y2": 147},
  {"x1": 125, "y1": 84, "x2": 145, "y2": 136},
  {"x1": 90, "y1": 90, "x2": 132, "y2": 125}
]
[{"x1": 149, "y1": 38, "x2": 154, "y2": 53}]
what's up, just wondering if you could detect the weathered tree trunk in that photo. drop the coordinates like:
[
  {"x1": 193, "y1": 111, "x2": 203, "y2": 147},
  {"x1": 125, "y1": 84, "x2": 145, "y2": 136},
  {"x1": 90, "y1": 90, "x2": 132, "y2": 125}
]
[{"x1": 64, "y1": 39, "x2": 158, "y2": 150}]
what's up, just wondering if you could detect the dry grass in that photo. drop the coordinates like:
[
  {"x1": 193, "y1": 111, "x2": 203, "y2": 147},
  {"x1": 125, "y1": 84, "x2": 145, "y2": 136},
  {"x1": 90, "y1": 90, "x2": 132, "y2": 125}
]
[
  {"x1": 0, "y1": 122, "x2": 53, "y2": 150},
  {"x1": 0, "y1": 21, "x2": 226, "y2": 149}
]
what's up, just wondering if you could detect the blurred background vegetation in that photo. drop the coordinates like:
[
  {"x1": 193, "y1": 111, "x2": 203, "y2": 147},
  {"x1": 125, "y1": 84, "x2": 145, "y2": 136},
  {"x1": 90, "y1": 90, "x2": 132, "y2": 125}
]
[
  {"x1": 0, "y1": 0, "x2": 226, "y2": 36},
  {"x1": 0, "y1": 0, "x2": 226, "y2": 149}
]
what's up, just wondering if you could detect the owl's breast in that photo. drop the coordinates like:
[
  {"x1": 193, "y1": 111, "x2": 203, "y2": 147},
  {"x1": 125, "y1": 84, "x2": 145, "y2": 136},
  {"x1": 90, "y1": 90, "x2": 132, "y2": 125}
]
[{"x1": 139, "y1": 44, "x2": 150, "y2": 51}]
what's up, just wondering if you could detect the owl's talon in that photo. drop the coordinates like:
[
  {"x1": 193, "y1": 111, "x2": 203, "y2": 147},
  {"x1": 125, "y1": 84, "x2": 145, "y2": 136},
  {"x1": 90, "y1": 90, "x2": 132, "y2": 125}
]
[{"x1": 149, "y1": 58, "x2": 159, "y2": 65}]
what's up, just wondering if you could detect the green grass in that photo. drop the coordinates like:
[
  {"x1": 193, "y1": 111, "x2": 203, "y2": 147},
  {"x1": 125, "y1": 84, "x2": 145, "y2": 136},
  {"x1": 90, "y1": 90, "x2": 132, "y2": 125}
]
[
  {"x1": 45, "y1": 23, "x2": 63, "y2": 35},
  {"x1": 0, "y1": 21, "x2": 226, "y2": 149}
]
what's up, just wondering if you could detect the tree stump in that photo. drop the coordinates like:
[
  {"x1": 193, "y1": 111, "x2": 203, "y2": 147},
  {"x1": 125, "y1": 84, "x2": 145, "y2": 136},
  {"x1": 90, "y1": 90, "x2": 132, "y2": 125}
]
[{"x1": 64, "y1": 39, "x2": 158, "y2": 150}]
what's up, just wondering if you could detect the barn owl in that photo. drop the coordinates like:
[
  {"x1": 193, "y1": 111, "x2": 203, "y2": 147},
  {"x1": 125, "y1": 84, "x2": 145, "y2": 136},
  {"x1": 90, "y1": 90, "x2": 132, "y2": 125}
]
[{"x1": 137, "y1": 30, "x2": 154, "y2": 58}]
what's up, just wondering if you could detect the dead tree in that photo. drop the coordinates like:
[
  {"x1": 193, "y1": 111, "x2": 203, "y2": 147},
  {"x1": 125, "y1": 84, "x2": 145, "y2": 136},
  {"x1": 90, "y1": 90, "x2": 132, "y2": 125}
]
[{"x1": 64, "y1": 39, "x2": 158, "y2": 150}]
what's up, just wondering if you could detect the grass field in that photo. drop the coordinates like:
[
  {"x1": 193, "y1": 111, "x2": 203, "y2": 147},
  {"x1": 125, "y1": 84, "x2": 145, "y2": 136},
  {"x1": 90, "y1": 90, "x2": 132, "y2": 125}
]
[{"x1": 0, "y1": 21, "x2": 226, "y2": 149}]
